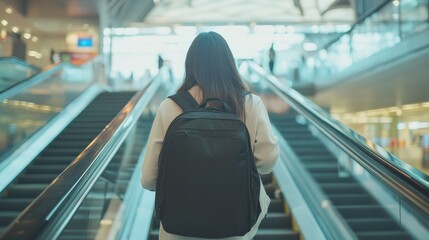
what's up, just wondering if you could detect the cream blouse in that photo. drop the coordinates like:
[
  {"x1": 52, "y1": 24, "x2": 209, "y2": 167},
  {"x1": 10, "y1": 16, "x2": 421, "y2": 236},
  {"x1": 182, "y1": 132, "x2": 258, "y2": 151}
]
[{"x1": 141, "y1": 85, "x2": 279, "y2": 240}]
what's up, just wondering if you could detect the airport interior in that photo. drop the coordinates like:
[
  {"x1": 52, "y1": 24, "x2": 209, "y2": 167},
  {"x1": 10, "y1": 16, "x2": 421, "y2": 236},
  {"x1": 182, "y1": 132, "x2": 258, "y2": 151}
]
[{"x1": 0, "y1": 0, "x2": 429, "y2": 239}]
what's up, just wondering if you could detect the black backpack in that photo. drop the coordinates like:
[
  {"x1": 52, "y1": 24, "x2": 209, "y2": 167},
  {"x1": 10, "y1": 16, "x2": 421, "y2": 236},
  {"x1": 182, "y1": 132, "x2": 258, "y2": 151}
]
[{"x1": 155, "y1": 91, "x2": 261, "y2": 238}]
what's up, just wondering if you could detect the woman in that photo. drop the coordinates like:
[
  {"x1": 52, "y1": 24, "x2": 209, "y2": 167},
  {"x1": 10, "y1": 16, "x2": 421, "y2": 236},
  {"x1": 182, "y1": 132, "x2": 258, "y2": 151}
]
[{"x1": 142, "y1": 32, "x2": 279, "y2": 239}]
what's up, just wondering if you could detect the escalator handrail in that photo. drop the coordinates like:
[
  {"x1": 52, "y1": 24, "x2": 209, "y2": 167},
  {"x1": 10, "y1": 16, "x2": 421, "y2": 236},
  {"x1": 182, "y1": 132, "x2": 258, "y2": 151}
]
[
  {"x1": 0, "y1": 75, "x2": 163, "y2": 239},
  {"x1": 0, "y1": 58, "x2": 100, "y2": 99},
  {"x1": 0, "y1": 57, "x2": 41, "y2": 71},
  {"x1": 0, "y1": 57, "x2": 42, "y2": 72},
  {"x1": 246, "y1": 61, "x2": 429, "y2": 214}
]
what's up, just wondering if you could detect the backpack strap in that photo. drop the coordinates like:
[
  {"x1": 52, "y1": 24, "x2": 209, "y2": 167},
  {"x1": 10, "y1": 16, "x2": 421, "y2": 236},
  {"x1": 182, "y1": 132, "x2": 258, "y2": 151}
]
[{"x1": 168, "y1": 91, "x2": 199, "y2": 112}]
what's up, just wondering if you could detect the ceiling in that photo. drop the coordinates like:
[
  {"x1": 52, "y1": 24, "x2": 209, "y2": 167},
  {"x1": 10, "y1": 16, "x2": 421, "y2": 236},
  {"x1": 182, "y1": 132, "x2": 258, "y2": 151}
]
[
  {"x1": 142, "y1": 0, "x2": 355, "y2": 26},
  {"x1": 1, "y1": 0, "x2": 99, "y2": 35},
  {"x1": 1, "y1": 0, "x2": 356, "y2": 34}
]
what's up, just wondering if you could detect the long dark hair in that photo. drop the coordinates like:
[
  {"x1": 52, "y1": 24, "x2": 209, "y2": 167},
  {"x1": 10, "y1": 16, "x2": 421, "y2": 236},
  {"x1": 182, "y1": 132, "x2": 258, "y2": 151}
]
[{"x1": 178, "y1": 31, "x2": 248, "y2": 118}]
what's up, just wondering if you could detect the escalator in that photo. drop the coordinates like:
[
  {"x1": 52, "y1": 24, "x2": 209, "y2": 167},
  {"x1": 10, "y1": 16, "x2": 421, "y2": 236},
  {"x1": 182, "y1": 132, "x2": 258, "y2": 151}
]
[
  {"x1": 1, "y1": 59, "x2": 427, "y2": 239},
  {"x1": 242, "y1": 61, "x2": 429, "y2": 240},
  {"x1": 270, "y1": 111, "x2": 413, "y2": 240},
  {"x1": 0, "y1": 91, "x2": 136, "y2": 234},
  {"x1": 0, "y1": 68, "x2": 166, "y2": 239}
]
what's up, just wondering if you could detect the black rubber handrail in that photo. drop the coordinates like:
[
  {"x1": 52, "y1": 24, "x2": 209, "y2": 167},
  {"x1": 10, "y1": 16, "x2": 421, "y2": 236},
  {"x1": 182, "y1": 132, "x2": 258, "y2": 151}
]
[
  {"x1": 247, "y1": 61, "x2": 429, "y2": 215},
  {"x1": 0, "y1": 74, "x2": 162, "y2": 240}
]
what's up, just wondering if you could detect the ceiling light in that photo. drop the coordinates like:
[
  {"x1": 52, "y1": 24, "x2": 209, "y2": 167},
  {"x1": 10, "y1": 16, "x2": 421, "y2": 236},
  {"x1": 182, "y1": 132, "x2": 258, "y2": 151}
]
[
  {"x1": 311, "y1": 25, "x2": 320, "y2": 33},
  {"x1": 31, "y1": 36, "x2": 39, "y2": 42},
  {"x1": 23, "y1": 33, "x2": 32, "y2": 39},
  {"x1": 28, "y1": 51, "x2": 42, "y2": 59},
  {"x1": 11, "y1": 26, "x2": 19, "y2": 33},
  {"x1": 5, "y1": 7, "x2": 13, "y2": 14},
  {"x1": 392, "y1": 0, "x2": 400, "y2": 7},
  {"x1": 155, "y1": 27, "x2": 171, "y2": 35},
  {"x1": 1, "y1": 19, "x2": 7, "y2": 26},
  {"x1": 303, "y1": 42, "x2": 317, "y2": 51},
  {"x1": 103, "y1": 28, "x2": 111, "y2": 35},
  {"x1": 286, "y1": 26, "x2": 295, "y2": 33},
  {"x1": 175, "y1": 26, "x2": 197, "y2": 35},
  {"x1": 402, "y1": 103, "x2": 420, "y2": 110}
]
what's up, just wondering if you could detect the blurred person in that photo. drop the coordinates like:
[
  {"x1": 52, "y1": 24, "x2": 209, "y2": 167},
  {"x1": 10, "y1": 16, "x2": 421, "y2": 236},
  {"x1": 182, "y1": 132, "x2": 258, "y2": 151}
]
[
  {"x1": 50, "y1": 49, "x2": 55, "y2": 64},
  {"x1": 268, "y1": 43, "x2": 276, "y2": 74},
  {"x1": 11, "y1": 32, "x2": 26, "y2": 61},
  {"x1": 158, "y1": 54, "x2": 164, "y2": 69},
  {"x1": 142, "y1": 32, "x2": 279, "y2": 239}
]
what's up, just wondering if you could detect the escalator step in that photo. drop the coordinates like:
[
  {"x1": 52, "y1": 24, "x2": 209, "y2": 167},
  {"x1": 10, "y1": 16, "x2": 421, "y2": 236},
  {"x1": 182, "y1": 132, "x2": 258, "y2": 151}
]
[
  {"x1": 311, "y1": 173, "x2": 355, "y2": 183},
  {"x1": 278, "y1": 129, "x2": 310, "y2": 134},
  {"x1": 329, "y1": 194, "x2": 377, "y2": 205},
  {"x1": 59, "y1": 229, "x2": 98, "y2": 239},
  {"x1": 268, "y1": 199, "x2": 284, "y2": 213},
  {"x1": 39, "y1": 148, "x2": 88, "y2": 156},
  {"x1": 355, "y1": 230, "x2": 413, "y2": 240},
  {"x1": 320, "y1": 183, "x2": 367, "y2": 194},
  {"x1": 7, "y1": 184, "x2": 48, "y2": 198},
  {"x1": 336, "y1": 205, "x2": 389, "y2": 219},
  {"x1": 304, "y1": 163, "x2": 340, "y2": 174},
  {"x1": 287, "y1": 141, "x2": 324, "y2": 147},
  {"x1": 264, "y1": 184, "x2": 277, "y2": 199},
  {"x1": 347, "y1": 218, "x2": 402, "y2": 231},
  {"x1": 48, "y1": 141, "x2": 93, "y2": 148},
  {"x1": 26, "y1": 165, "x2": 69, "y2": 174},
  {"x1": 51, "y1": 135, "x2": 97, "y2": 142},
  {"x1": 35, "y1": 156, "x2": 76, "y2": 164},
  {"x1": 18, "y1": 174, "x2": 58, "y2": 184},
  {"x1": 260, "y1": 174, "x2": 273, "y2": 185},
  {"x1": 292, "y1": 148, "x2": 331, "y2": 155},
  {"x1": 259, "y1": 213, "x2": 291, "y2": 229},
  {"x1": 0, "y1": 211, "x2": 20, "y2": 225},
  {"x1": 280, "y1": 134, "x2": 314, "y2": 140},
  {"x1": 298, "y1": 155, "x2": 336, "y2": 162},
  {"x1": 254, "y1": 229, "x2": 299, "y2": 240},
  {"x1": 0, "y1": 198, "x2": 33, "y2": 211}
]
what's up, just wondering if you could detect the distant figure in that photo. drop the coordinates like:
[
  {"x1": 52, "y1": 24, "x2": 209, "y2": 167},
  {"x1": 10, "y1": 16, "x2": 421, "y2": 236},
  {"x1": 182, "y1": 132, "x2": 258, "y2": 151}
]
[
  {"x1": 268, "y1": 43, "x2": 276, "y2": 74},
  {"x1": 158, "y1": 54, "x2": 164, "y2": 69},
  {"x1": 50, "y1": 49, "x2": 55, "y2": 64},
  {"x1": 11, "y1": 33, "x2": 27, "y2": 60}
]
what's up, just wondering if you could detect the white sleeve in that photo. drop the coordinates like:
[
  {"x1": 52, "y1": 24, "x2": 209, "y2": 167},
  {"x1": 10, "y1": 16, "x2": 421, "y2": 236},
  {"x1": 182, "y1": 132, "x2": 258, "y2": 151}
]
[
  {"x1": 253, "y1": 99, "x2": 279, "y2": 174},
  {"x1": 141, "y1": 99, "x2": 182, "y2": 190},
  {"x1": 141, "y1": 104, "x2": 165, "y2": 191}
]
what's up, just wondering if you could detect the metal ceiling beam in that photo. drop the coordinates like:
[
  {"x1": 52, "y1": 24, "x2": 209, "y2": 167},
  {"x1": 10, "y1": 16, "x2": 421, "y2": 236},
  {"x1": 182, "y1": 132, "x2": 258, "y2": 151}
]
[
  {"x1": 321, "y1": 0, "x2": 352, "y2": 16},
  {"x1": 293, "y1": 0, "x2": 304, "y2": 16}
]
